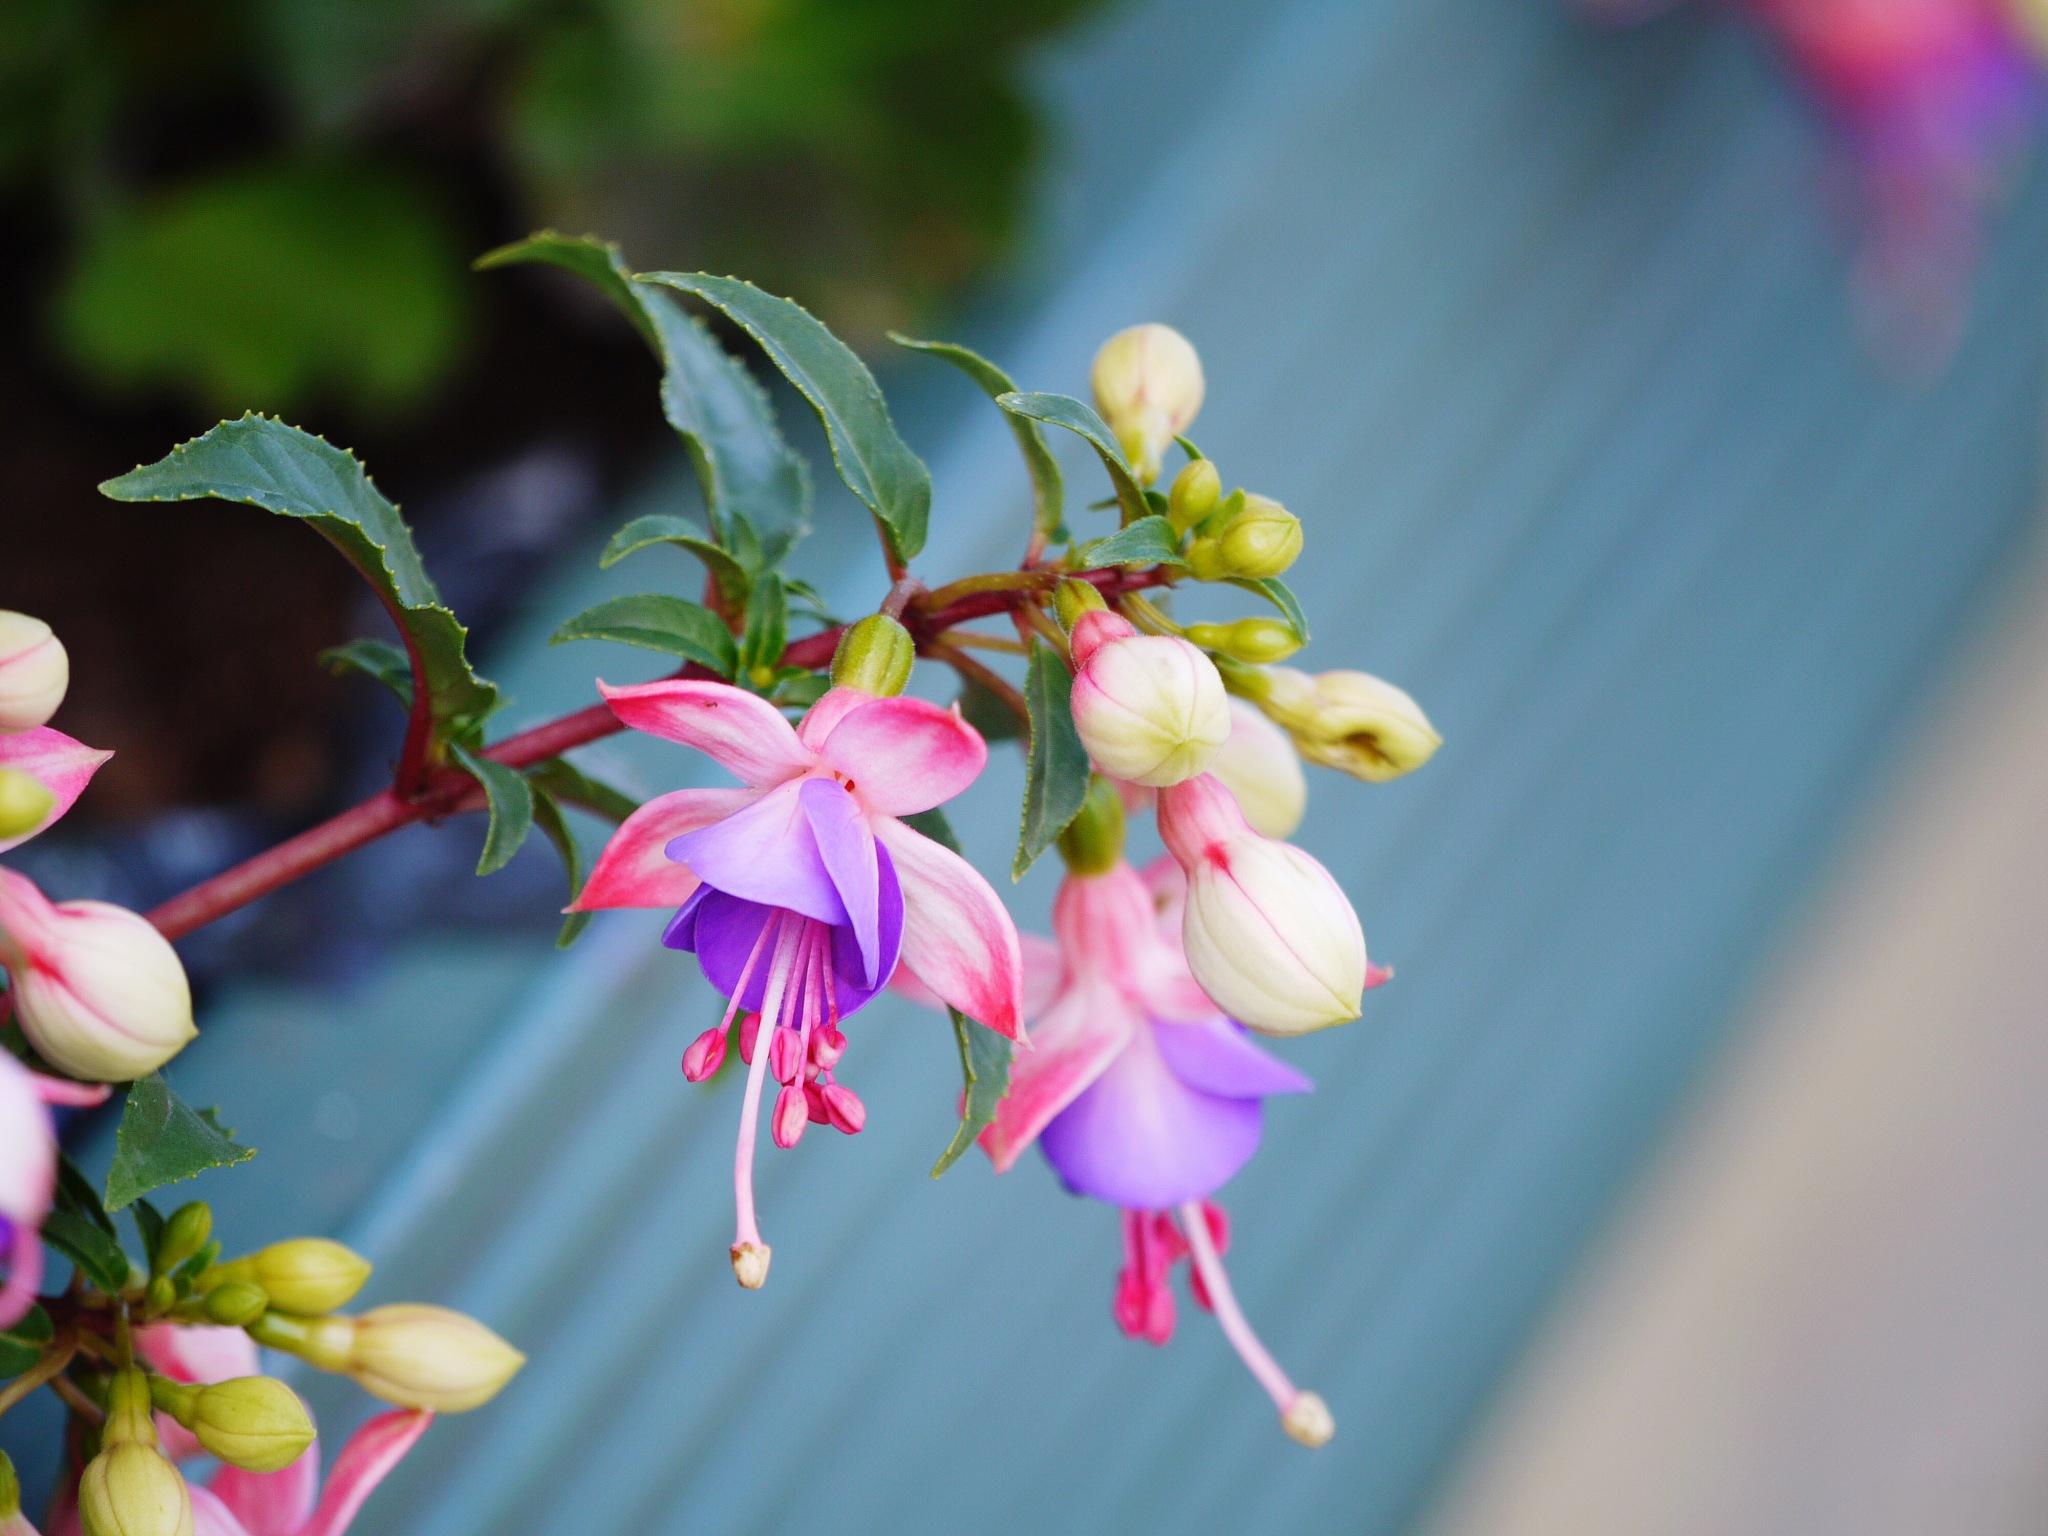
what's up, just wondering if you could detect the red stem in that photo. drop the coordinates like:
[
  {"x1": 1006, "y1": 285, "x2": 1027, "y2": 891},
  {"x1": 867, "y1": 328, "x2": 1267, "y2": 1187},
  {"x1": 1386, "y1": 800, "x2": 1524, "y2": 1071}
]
[{"x1": 144, "y1": 568, "x2": 1172, "y2": 942}]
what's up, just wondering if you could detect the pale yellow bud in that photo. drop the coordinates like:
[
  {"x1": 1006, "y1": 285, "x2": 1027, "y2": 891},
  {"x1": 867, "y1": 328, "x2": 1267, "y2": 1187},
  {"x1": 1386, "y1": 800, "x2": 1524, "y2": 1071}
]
[
  {"x1": 0, "y1": 611, "x2": 68, "y2": 733},
  {"x1": 1166, "y1": 458, "x2": 1221, "y2": 532},
  {"x1": 1268, "y1": 669, "x2": 1441, "y2": 782},
  {"x1": 211, "y1": 1238, "x2": 371, "y2": 1314},
  {"x1": 186, "y1": 1378, "x2": 315, "y2": 1473},
  {"x1": 1090, "y1": 324, "x2": 1205, "y2": 485},
  {"x1": 346, "y1": 1304, "x2": 525, "y2": 1412},
  {"x1": 79, "y1": 1444, "x2": 193, "y2": 1536},
  {"x1": 828, "y1": 615, "x2": 914, "y2": 698}
]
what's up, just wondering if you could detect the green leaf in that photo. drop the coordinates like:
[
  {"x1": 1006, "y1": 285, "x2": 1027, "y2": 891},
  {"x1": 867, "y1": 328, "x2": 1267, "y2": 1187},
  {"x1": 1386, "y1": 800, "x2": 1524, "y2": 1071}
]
[
  {"x1": 480, "y1": 235, "x2": 811, "y2": 564},
  {"x1": 642, "y1": 272, "x2": 932, "y2": 564},
  {"x1": 320, "y1": 637, "x2": 414, "y2": 710},
  {"x1": 995, "y1": 391, "x2": 1149, "y2": 526},
  {"x1": 1073, "y1": 515, "x2": 1187, "y2": 570},
  {"x1": 956, "y1": 676, "x2": 1024, "y2": 743},
  {"x1": 1013, "y1": 641, "x2": 1091, "y2": 880},
  {"x1": 40, "y1": 1211, "x2": 131, "y2": 1294},
  {"x1": 599, "y1": 513, "x2": 751, "y2": 610},
  {"x1": 100, "y1": 417, "x2": 501, "y2": 742},
  {"x1": 739, "y1": 573, "x2": 787, "y2": 680},
  {"x1": 130, "y1": 1199, "x2": 166, "y2": 1266},
  {"x1": 449, "y1": 743, "x2": 536, "y2": 877},
  {"x1": 1226, "y1": 576, "x2": 1310, "y2": 644},
  {"x1": 550, "y1": 594, "x2": 738, "y2": 676},
  {"x1": 889, "y1": 333, "x2": 1062, "y2": 542},
  {"x1": 104, "y1": 1076, "x2": 257, "y2": 1214},
  {"x1": 529, "y1": 787, "x2": 592, "y2": 950},
  {"x1": 0, "y1": 1304, "x2": 54, "y2": 1379},
  {"x1": 527, "y1": 759, "x2": 640, "y2": 824},
  {"x1": 54, "y1": 1154, "x2": 115, "y2": 1236}
]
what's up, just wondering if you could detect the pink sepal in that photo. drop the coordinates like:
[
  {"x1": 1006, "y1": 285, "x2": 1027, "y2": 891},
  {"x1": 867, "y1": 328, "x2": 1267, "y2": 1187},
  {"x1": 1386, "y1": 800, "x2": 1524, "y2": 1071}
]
[
  {"x1": 296, "y1": 1410, "x2": 432, "y2": 1536},
  {"x1": 572, "y1": 786, "x2": 758, "y2": 911},
  {"x1": 1067, "y1": 609, "x2": 1138, "y2": 669},
  {"x1": 0, "y1": 728, "x2": 111, "y2": 854},
  {"x1": 190, "y1": 1486, "x2": 258, "y2": 1536},
  {"x1": 819, "y1": 696, "x2": 987, "y2": 818},
  {"x1": 598, "y1": 679, "x2": 811, "y2": 788},
  {"x1": 980, "y1": 979, "x2": 1132, "y2": 1172}
]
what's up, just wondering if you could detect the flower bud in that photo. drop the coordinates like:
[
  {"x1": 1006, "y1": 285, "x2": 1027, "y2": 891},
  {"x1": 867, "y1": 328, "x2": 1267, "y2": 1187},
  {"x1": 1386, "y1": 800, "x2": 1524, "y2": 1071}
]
[
  {"x1": 1181, "y1": 618, "x2": 1301, "y2": 666},
  {"x1": 182, "y1": 1378, "x2": 316, "y2": 1473},
  {"x1": 202, "y1": 1282, "x2": 269, "y2": 1327},
  {"x1": 79, "y1": 1443, "x2": 192, "y2": 1536},
  {"x1": 1068, "y1": 613, "x2": 1230, "y2": 788},
  {"x1": 0, "y1": 1453, "x2": 29, "y2": 1536},
  {"x1": 1167, "y1": 458, "x2": 1221, "y2": 532},
  {"x1": 1052, "y1": 577, "x2": 1107, "y2": 632},
  {"x1": 1156, "y1": 774, "x2": 1368, "y2": 1035},
  {"x1": 345, "y1": 1304, "x2": 525, "y2": 1413},
  {"x1": 1188, "y1": 495, "x2": 1302, "y2": 581},
  {"x1": 1091, "y1": 324, "x2": 1205, "y2": 485},
  {"x1": 0, "y1": 870, "x2": 196, "y2": 1082},
  {"x1": 0, "y1": 612, "x2": 69, "y2": 734},
  {"x1": 0, "y1": 769, "x2": 54, "y2": 845},
  {"x1": 1205, "y1": 700, "x2": 1307, "y2": 839},
  {"x1": 1261, "y1": 668, "x2": 1441, "y2": 782},
  {"x1": 209, "y1": 1238, "x2": 371, "y2": 1315},
  {"x1": 1056, "y1": 774, "x2": 1127, "y2": 876},
  {"x1": 828, "y1": 614, "x2": 914, "y2": 698},
  {"x1": 154, "y1": 1203, "x2": 212, "y2": 1277}
]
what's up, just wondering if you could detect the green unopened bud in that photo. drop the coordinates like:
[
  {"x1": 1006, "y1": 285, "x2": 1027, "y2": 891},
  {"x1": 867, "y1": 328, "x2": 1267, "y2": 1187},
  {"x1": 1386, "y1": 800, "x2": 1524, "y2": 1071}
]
[
  {"x1": 1053, "y1": 578, "x2": 1108, "y2": 633},
  {"x1": 146, "y1": 1275, "x2": 177, "y2": 1315},
  {"x1": 203, "y1": 1281, "x2": 269, "y2": 1327},
  {"x1": 0, "y1": 1450, "x2": 22, "y2": 1523},
  {"x1": 154, "y1": 1204, "x2": 211, "y2": 1277},
  {"x1": 185, "y1": 1378, "x2": 315, "y2": 1473},
  {"x1": 0, "y1": 769, "x2": 54, "y2": 844},
  {"x1": 345, "y1": 1303, "x2": 526, "y2": 1413},
  {"x1": 209, "y1": 1238, "x2": 371, "y2": 1314},
  {"x1": 1167, "y1": 458, "x2": 1221, "y2": 533},
  {"x1": 1190, "y1": 494, "x2": 1301, "y2": 581},
  {"x1": 828, "y1": 615, "x2": 914, "y2": 698},
  {"x1": 1056, "y1": 775, "x2": 1127, "y2": 876},
  {"x1": 245, "y1": 1309, "x2": 356, "y2": 1371},
  {"x1": 1182, "y1": 618, "x2": 1303, "y2": 666},
  {"x1": 104, "y1": 1368, "x2": 160, "y2": 1448},
  {"x1": 78, "y1": 1442, "x2": 192, "y2": 1536}
]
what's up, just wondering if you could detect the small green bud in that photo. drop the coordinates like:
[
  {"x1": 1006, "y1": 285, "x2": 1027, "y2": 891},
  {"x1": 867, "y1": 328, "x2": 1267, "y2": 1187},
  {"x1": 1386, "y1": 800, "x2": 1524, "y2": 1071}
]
[
  {"x1": 1056, "y1": 775, "x2": 1127, "y2": 876},
  {"x1": 103, "y1": 1369, "x2": 160, "y2": 1448},
  {"x1": 0, "y1": 768, "x2": 54, "y2": 843},
  {"x1": 1215, "y1": 494, "x2": 1302, "y2": 580},
  {"x1": 246, "y1": 1309, "x2": 356, "y2": 1372},
  {"x1": 186, "y1": 1378, "x2": 316, "y2": 1474},
  {"x1": 1166, "y1": 458, "x2": 1221, "y2": 533},
  {"x1": 0, "y1": 1449, "x2": 22, "y2": 1520},
  {"x1": 828, "y1": 614, "x2": 915, "y2": 698},
  {"x1": 146, "y1": 1275, "x2": 178, "y2": 1315},
  {"x1": 78, "y1": 1442, "x2": 192, "y2": 1536},
  {"x1": 155, "y1": 1204, "x2": 212, "y2": 1275},
  {"x1": 1181, "y1": 617, "x2": 1302, "y2": 665},
  {"x1": 1053, "y1": 578, "x2": 1108, "y2": 633},
  {"x1": 210, "y1": 1238, "x2": 371, "y2": 1315},
  {"x1": 203, "y1": 1281, "x2": 270, "y2": 1327}
]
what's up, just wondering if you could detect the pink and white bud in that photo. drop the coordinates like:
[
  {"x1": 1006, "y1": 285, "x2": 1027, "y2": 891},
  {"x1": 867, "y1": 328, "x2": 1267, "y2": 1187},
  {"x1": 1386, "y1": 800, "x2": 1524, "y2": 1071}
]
[
  {"x1": 0, "y1": 612, "x2": 69, "y2": 734},
  {"x1": 0, "y1": 869, "x2": 197, "y2": 1082},
  {"x1": 1090, "y1": 324, "x2": 1205, "y2": 485},
  {"x1": 1206, "y1": 699, "x2": 1307, "y2": 839},
  {"x1": 1156, "y1": 775, "x2": 1367, "y2": 1035},
  {"x1": 1068, "y1": 612, "x2": 1230, "y2": 789}
]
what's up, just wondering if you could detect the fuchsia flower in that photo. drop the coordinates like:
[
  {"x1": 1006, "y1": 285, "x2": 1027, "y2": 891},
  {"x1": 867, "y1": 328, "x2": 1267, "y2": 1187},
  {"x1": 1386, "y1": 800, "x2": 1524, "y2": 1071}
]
[
  {"x1": 0, "y1": 1053, "x2": 108, "y2": 1328},
  {"x1": 576, "y1": 678, "x2": 1024, "y2": 1286},
  {"x1": 979, "y1": 856, "x2": 1338, "y2": 1445}
]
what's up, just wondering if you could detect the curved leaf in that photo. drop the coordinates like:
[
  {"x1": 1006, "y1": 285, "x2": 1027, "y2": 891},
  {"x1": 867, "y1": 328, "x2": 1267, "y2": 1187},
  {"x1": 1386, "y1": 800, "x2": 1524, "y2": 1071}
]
[
  {"x1": 450, "y1": 743, "x2": 535, "y2": 877},
  {"x1": 105, "y1": 1075, "x2": 256, "y2": 1212},
  {"x1": 100, "y1": 416, "x2": 500, "y2": 739},
  {"x1": 890, "y1": 333, "x2": 1062, "y2": 542},
  {"x1": 598, "y1": 513, "x2": 751, "y2": 609},
  {"x1": 996, "y1": 391, "x2": 1148, "y2": 526},
  {"x1": 1074, "y1": 515, "x2": 1186, "y2": 569},
  {"x1": 1226, "y1": 575, "x2": 1310, "y2": 644},
  {"x1": 550, "y1": 594, "x2": 738, "y2": 676},
  {"x1": 642, "y1": 272, "x2": 931, "y2": 564}
]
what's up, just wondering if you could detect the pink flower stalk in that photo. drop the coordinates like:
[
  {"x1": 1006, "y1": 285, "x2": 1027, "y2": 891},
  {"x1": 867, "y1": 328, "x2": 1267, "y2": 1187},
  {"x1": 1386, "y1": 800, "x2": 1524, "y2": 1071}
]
[
  {"x1": 978, "y1": 857, "x2": 1335, "y2": 1445},
  {"x1": 0, "y1": 1053, "x2": 109, "y2": 1327},
  {"x1": 576, "y1": 679, "x2": 1024, "y2": 1286}
]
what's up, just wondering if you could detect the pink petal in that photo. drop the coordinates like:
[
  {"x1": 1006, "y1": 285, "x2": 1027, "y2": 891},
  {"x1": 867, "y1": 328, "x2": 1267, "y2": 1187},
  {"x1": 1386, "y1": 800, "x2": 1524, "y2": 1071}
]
[
  {"x1": 189, "y1": 1485, "x2": 260, "y2": 1536},
  {"x1": 298, "y1": 1411, "x2": 432, "y2": 1536},
  {"x1": 571, "y1": 787, "x2": 757, "y2": 911},
  {"x1": 872, "y1": 818, "x2": 1024, "y2": 1041},
  {"x1": 893, "y1": 936, "x2": 1060, "y2": 1023},
  {"x1": 209, "y1": 1442, "x2": 318, "y2": 1536},
  {"x1": 0, "y1": 728, "x2": 112, "y2": 854},
  {"x1": 597, "y1": 679, "x2": 812, "y2": 788},
  {"x1": 818, "y1": 697, "x2": 987, "y2": 817},
  {"x1": 980, "y1": 979, "x2": 1133, "y2": 1172}
]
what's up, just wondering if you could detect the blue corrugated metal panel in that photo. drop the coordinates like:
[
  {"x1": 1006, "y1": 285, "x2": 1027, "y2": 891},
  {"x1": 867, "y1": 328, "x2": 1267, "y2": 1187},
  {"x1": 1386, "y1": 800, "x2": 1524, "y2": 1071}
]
[{"x1": 47, "y1": 0, "x2": 2048, "y2": 1530}]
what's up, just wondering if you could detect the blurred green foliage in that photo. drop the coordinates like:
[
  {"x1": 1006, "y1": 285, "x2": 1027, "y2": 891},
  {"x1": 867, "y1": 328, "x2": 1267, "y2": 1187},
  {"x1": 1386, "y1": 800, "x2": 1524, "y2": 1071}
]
[{"x1": 0, "y1": 0, "x2": 1106, "y2": 415}]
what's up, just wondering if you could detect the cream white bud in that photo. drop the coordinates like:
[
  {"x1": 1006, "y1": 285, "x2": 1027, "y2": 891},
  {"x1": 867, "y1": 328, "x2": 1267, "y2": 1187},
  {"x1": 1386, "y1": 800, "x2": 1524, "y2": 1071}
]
[
  {"x1": 1205, "y1": 699, "x2": 1307, "y2": 839},
  {"x1": 0, "y1": 612, "x2": 68, "y2": 734},
  {"x1": 0, "y1": 870, "x2": 196, "y2": 1082},
  {"x1": 1263, "y1": 668, "x2": 1440, "y2": 782},
  {"x1": 346, "y1": 1304, "x2": 525, "y2": 1413},
  {"x1": 79, "y1": 1444, "x2": 193, "y2": 1536},
  {"x1": 1068, "y1": 612, "x2": 1229, "y2": 788},
  {"x1": 1091, "y1": 324, "x2": 1205, "y2": 485},
  {"x1": 1156, "y1": 775, "x2": 1367, "y2": 1035}
]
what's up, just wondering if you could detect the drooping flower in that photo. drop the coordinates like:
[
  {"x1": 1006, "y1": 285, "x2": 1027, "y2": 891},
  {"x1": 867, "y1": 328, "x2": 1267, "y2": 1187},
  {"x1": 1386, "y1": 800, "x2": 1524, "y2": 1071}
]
[
  {"x1": 575, "y1": 677, "x2": 1024, "y2": 1287},
  {"x1": 979, "y1": 857, "x2": 1336, "y2": 1445},
  {"x1": 0, "y1": 1052, "x2": 109, "y2": 1328}
]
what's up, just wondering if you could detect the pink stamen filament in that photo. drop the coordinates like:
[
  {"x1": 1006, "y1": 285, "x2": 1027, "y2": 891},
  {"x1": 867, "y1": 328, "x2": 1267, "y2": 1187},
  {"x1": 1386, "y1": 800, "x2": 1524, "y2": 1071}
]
[
  {"x1": 733, "y1": 915, "x2": 801, "y2": 1249},
  {"x1": 1177, "y1": 1199, "x2": 1298, "y2": 1414}
]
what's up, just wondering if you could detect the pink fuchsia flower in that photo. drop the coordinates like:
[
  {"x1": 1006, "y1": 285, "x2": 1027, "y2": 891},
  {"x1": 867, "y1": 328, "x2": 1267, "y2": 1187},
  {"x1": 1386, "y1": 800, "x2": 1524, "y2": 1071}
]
[
  {"x1": 575, "y1": 678, "x2": 1025, "y2": 1287},
  {"x1": 0, "y1": 1052, "x2": 109, "y2": 1328},
  {"x1": 978, "y1": 857, "x2": 1334, "y2": 1444}
]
